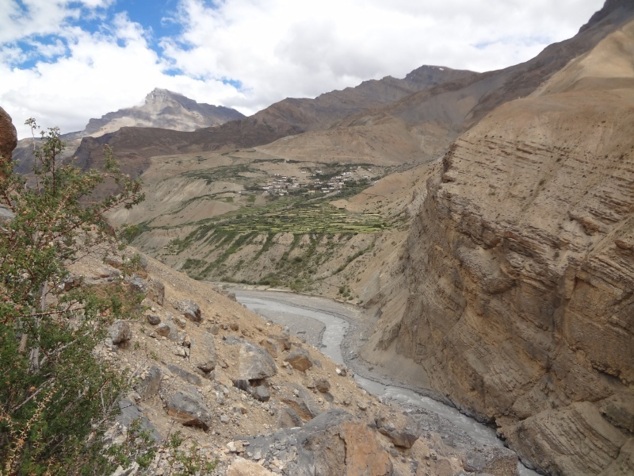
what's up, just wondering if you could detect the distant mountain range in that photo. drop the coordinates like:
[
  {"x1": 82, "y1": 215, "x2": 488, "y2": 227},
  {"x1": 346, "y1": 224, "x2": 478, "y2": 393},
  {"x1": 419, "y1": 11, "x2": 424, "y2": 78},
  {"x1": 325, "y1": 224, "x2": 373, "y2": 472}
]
[
  {"x1": 12, "y1": 89, "x2": 245, "y2": 173},
  {"x1": 65, "y1": 0, "x2": 633, "y2": 178}
]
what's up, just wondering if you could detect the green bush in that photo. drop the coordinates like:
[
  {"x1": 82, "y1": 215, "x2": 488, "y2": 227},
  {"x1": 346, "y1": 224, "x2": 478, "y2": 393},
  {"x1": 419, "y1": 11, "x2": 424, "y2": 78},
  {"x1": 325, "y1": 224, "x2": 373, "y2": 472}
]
[{"x1": 0, "y1": 120, "x2": 144, "y2": 474}]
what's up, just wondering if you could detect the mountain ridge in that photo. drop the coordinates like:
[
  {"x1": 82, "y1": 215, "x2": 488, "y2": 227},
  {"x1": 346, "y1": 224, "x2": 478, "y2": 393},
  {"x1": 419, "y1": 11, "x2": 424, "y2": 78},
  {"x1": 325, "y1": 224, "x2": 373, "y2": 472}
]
[{"x1": 83, "y1": 88, "x2": 245, "y2": 137}]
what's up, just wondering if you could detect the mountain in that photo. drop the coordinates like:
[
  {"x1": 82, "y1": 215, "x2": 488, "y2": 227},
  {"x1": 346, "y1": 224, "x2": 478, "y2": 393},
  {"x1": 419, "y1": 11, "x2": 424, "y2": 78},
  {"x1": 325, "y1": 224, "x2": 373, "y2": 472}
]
[
  {"x1": 107, "y1": 1, "x2": 634, "y2": 294},
  {"x1": 70, "y1": 66, "x2": 477, "y2": 174},
  {"x1": 83, "y1": 88, "x2": 245, "y2": 137},
  {"x1": 11, "y1": 89, "x2": 245, "y2": 174},
  {"x1": 15, "y1": 1, "x2": 634, "y2": 473},
  {"x1": 361, "y1": 2, "x2": 634, "y2": 474},
  {"x1": 82, "y1": 0, "x2": 632, "y2": 176}
]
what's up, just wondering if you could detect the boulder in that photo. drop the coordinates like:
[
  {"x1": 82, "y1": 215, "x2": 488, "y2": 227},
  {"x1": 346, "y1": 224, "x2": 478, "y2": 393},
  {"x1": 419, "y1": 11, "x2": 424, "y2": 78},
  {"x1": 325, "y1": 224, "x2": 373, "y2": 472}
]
[
  {"x1": 277, "y1": 383, "x2": 321, "y2": 421},
  {"x1": 284, "y1": 348, "x2": 313, "y2": 372},
  {"x1": 116, "y1": 398, "x2": 160, "y2": 441},
  {"x1": 146, "y1": 314, "x2": 161, "y2": 325},
  {"x1": 109, "y1": 320, "x2": 132, "y2": 346},
  {"x1": 176, "y1": 299, "x2": 202, "y2": 322},
  {"x1": 190, "y1": 333, "x2": 217, "y2": 373},
  {"x1": 233, "y1": 379, "x2": 271, "y2": 402},
  {"x1": 155, "y1": 323, "x2": 170, "y2": 337},
  {"x1": 127, "y1": 274, "x2": 148, "y2": 295},
  {"x1": 165, "y1": 390, "x2": 212, "y2": 431},
  {"x1": 241, "y1": 410, "x2": 392, "y2": 476},
  {"x1": 134, "y1": 366, "x2": 162, "y2": 400},
  {"x1": 238, "y1": 342, "x2": 276, "y2": 380},
  {"x1": 226, "y1": 457, "x2": 276, "y2": 476},
  {"x1": 375, "y1": 411, "x2": 418, "y2": 449},
  {"x1": 147, "y1": 279, "x2": 165, "y2": 305}
]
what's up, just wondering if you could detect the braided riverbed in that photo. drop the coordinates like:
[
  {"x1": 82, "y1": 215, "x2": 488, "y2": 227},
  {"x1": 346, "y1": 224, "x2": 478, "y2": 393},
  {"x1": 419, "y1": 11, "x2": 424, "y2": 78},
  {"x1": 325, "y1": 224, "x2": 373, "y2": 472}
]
[{"x1": 231, "y1": 288, "x2": 539, "y2": 476}]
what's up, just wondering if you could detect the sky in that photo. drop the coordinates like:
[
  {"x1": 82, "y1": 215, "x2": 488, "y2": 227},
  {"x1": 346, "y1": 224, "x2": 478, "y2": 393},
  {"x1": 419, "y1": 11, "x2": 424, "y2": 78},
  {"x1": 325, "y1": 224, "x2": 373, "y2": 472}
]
[{"x1": 1, "y1": 0, "x2": 606, "y2": 139}]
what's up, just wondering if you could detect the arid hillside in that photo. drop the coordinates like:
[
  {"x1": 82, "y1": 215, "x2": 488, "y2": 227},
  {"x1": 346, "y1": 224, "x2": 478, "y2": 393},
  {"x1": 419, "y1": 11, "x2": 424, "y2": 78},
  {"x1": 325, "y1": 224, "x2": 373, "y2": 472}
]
[
  {"x1": 60, "y1": 240, "x2": 525, "y2": 475},
  {"x1": 107, "y1": 145, "x2": 435, "y2": 300},
  {"x1": 362, "y1": 10, "x2": 634, "y2": 476}
]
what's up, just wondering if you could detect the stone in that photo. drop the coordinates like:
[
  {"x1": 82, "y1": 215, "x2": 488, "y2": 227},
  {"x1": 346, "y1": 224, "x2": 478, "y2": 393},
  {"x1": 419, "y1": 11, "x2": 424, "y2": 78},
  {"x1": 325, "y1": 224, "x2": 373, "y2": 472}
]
[
  {"x1": 190, "y1": 333, "x2": 217, "y2": 373},
  {"x1": 146, "y1": 314, "x2": 161, "y2": 325},
  {"x1": 338, "y1": 421, "x2": 393, "y2": 476},
  {"x1": 251, "y1": 385, "x2": 271, "y2": 402},
  {"x1": 227, "y1": 440, "x2": 245, "y2": 453},
  {"x1": 116, "y1": 398, "x2": 160, "y2": 441},
  {"x1": 147, "y1": 279, "x2": 165, "y2": 305},
  {"x1": 276, "y1": 405, "x2": 303, "y2": 428},
  {"x1": 314, "y1": 378, "x2": 331, "y2": 393},
  {"x1": 165, "y1": 390, "x2": 212, "y2": 430},
  {"x1": 284, "y1": 348, "x2": 313, "y2": 372},
  {"x1": 377, "y1": 425, "x2": 418, "y2": 449},
  {"x1": 278, "y1": 383, "x2": 321, "y2": 421},
  {"x1": 258, "y1": 338, "x2": 278, "y2": 358},
  {"x1": 233, "y1": 379, "x2": 271, "y2": 402},
  {"x1": 241, "y1": 410, "x2": 392, "y2": 476},
  {"x1": 463, "y1": 448, "x2": 519, "y2": 476},
  {"x1": 109, "y1": 320, "x2": 132, "y2": 346},
  {"x1": 238, "y1": 342, "x2": 277, "y2": 380},
  {"x1": 167, "y1": 364, "x2": 203, "y2": 386},
  {"x1": 127, "y1": 274, "x2": 148, "y2": 294},
  {"x1": 176, "y1": 299, "x2": 202, "y2": 322},
  {"x1": 134, "y1": 366, "x2": 162, "y2": 400},
  {"x1": 274, "y1": 335, "x2": 292, "y2": 351},
  {"x1": 155, "y1": 323, "x2": 170, "y2": 337},
  {"x1": 110, "y1": 462, "x2": 140, "y2": 476},
  {"x1": 226, "y1": 457, "x2": 276, "y2": 476}
]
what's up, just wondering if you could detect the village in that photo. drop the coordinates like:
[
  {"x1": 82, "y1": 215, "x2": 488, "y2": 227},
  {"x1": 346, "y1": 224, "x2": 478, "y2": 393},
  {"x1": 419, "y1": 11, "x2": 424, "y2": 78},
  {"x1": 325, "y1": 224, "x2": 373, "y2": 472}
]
[{"x1": 256, "y1": 166, "x2": 376, "y2": 197}]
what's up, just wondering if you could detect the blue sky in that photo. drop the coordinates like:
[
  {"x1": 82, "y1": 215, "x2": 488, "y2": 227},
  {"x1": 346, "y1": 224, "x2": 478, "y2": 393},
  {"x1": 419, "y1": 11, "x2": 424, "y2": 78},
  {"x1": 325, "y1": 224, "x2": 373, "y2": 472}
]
[{"x1": 0, "y1": 0, "x2": 606, "y2": 138}]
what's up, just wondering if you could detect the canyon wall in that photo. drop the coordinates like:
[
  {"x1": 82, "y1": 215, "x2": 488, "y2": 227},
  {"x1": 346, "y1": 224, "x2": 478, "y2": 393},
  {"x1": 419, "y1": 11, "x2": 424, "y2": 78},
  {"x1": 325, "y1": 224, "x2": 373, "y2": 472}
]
[{"x1": 367, "y1": 20, "x2": 634, "y2": 475}]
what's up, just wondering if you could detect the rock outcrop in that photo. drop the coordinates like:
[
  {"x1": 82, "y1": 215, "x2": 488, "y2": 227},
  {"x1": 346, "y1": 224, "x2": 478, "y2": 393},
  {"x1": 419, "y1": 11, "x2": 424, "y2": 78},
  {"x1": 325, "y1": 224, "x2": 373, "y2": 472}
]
[
  {"x1": 366, "y1": 15, "x2": 634, "y2": 475},
  {"x1": 0, "y1": 106, "x2": 17, "y2": 178}
]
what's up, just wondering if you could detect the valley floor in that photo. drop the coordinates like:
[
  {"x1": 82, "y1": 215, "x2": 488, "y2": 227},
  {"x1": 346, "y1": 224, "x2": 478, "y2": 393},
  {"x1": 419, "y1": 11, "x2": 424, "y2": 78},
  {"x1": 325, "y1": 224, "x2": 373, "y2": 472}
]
[{"x1": 229, "y1": 287, "x2": 540, "y2": 476}]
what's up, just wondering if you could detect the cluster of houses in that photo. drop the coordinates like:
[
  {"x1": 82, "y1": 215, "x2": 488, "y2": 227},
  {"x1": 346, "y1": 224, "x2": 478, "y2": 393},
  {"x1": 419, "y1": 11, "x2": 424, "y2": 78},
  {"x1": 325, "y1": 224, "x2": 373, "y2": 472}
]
[{"x1": 256, "y1": 168, "x2": 373, "y2": 197}]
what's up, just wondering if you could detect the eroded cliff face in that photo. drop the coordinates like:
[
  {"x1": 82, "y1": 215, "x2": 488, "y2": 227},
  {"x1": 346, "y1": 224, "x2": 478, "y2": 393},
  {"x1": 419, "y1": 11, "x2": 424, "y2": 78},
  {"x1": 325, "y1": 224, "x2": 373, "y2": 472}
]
[{"x1": 368, "y1": 19, "x2": 634, "y2": 476}]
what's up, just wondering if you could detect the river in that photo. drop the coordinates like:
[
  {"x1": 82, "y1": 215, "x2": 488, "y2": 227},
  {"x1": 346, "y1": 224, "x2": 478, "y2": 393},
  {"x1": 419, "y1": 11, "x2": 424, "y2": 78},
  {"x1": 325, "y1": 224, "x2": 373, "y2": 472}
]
[{"x1": 231, "y1": 288, "x2": 539, "y2": 476}]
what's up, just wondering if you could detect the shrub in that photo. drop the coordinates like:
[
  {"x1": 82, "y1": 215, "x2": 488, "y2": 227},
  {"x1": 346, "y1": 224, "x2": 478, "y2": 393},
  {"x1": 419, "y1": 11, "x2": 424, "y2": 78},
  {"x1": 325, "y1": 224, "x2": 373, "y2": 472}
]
[{"x1": 0, "y1": 120, "x2": 144, "y2": 474}]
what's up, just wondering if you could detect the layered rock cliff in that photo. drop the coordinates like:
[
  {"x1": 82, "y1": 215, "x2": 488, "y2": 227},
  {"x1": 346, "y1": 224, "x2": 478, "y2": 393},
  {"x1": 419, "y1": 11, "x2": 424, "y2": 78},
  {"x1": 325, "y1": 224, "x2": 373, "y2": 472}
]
[{"x1": 365, "y1": 13, "x2": 634, "y2": 476}]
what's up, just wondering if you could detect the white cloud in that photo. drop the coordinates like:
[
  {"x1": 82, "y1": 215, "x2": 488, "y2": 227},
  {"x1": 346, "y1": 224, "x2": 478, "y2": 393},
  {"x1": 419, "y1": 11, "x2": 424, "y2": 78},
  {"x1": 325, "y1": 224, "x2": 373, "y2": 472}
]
[
  {"x1": 162, "y1": 0, "x2": 606, "y2": 109},
  {"x1": 0, "y1": 0, "x2": 606, "y2": 139}
]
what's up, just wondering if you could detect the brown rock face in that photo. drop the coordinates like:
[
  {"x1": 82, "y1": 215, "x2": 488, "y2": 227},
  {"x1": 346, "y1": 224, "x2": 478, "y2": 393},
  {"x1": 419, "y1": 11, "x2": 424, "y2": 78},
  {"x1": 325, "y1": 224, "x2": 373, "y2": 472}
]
[
  {"x1": 370, "y1": 20, "x2": 634, "y2": 476},
  {"x1": 0, "y1": 107, "x2": 17, "y2": 171}
]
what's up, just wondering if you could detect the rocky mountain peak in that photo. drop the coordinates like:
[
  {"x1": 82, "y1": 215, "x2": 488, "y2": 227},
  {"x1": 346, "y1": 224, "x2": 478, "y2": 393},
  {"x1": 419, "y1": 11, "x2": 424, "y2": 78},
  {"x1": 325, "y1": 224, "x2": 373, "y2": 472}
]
[
  {"x1": 580, "y1": 0, "x2": 634, "y2": 32},
  {"x1": 403, "y1": 64, "x2": 474, "y2": 86},
  {"x1": 144, "y1": 88, "x2": 199, "y2": 109},
  {"x1": 81, "y1": 89, "x2": 245, "y2": 137}
]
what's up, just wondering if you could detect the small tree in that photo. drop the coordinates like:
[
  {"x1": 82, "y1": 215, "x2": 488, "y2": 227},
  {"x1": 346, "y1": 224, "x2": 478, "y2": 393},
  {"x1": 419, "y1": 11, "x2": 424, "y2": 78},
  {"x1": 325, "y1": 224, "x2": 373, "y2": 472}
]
[{"x1": 0, "y1": 120, "x2": 144, "y2": 474}]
